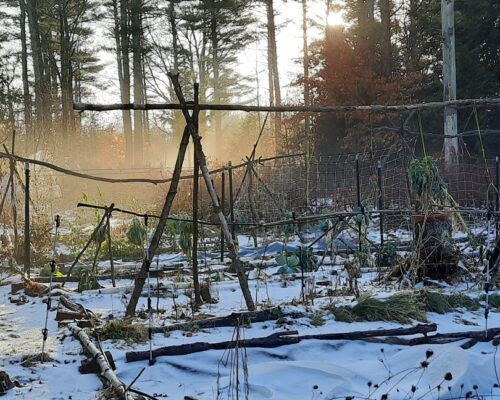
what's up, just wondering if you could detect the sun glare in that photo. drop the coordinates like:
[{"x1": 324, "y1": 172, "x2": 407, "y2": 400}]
[{"x1": 327, "y1": 11, "x2": 345, "y2": 27}]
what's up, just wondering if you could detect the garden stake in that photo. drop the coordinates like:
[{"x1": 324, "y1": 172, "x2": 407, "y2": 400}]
[
  {"x1": 485, "y1": 208, "x2": 492, "y2": 339},
  {"x1": 377, "y1": 160, "x2": 384, "y2": 248},
  {"x1": 144, "y1": 214, "x2": 155, "y2": 365},
  {"x1": 24, "y1": 162, "x2": 30, "y2": 278},
  {"x1": 221, "y1": 166, "x2": 226, "y2": 261},
  {"x1": 355, "y1": 154, "x2": 362, "y2": 251},
  {"x1": 496, "y1": 156, "x2": 499, "y2": 239},
  {"x1": 41, "y1": 215, "x2": 60, "y2": 362},
  {"x1": 228, "y1": 161, "x2": 235, "y2": 240}
]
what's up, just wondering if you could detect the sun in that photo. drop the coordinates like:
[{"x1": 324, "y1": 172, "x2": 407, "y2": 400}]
[{"x1": 327, "y1": 11, "x2": 345, "y2": 27}]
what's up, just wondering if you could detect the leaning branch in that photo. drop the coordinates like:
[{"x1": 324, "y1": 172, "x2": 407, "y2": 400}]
[{"x1": 0, "y1": 151, "x2": 302, "y2": 185}]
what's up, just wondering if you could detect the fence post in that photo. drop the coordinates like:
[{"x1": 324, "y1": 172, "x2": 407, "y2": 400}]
[
  {"x1": 192, "y1": 149, "x2": 201, "y2": 304},
  {"x1": 221, "y1": 166, "x2": 226, "y2": 261},
  {"x1": 228, "y1": 161, "x2": 235, "y2": 240},
  {"x1": 356, "y1": 154, "x2": 362, "y2": 251},
  {"x1": 378, "y1": 160, "x2": 384, "y2": 248},
  {"x1": 24, "y1": 162, "x2": 30, "y2": 278},
  {"x1": 496, "y1": 155, "x2": 499, "y2": 239}
]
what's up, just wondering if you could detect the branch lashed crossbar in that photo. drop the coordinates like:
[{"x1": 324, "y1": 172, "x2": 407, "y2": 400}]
[{"x1": 74, "y1": 97, "x2": 500, "y2": 113}]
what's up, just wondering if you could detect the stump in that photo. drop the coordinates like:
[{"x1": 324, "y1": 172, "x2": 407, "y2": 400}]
[{"x1": 413, "y1": 213, "x2": 458, "y2": 280}]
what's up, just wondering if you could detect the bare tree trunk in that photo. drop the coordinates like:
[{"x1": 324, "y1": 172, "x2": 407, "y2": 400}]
[
  {"x1": 58, "y1": 0, "x2": 75, "y2": 148},
  {"x1": 302, "y1": 0, "x2": 311, "y2": 207},
  {"x1": 25, "y1": 0, "x2": 45, "y2": 127},
  {"x1": 120, "y1": 0, "x2": 133, "y2": 165},
  {"x1": 266, "y1": 0, "x2": 281, "y2": 153},
  {"x1": 112, "y1": 0, "x2": 131, "y2": 165},
  {"x1": 131, "y1": 0, "x2": 144, "y2": 167},
  {"x1": 19, "y1": 0, "x2": 31, "y2": 151},
  {"x1": 169, "y1": 0, "x2": 179, "y2": 73},
  {"x1": 379, "y1": 0, "x2": 392, "y2": 76},
  {"x1": 442, "y1": 0, "x2": 458, "y2": 165},
  {"x1": 210, "y1": 1, "x2": 222, "y2": 154}
]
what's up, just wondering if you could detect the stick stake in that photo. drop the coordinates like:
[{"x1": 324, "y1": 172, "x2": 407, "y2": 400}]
[
  {"x1": 221, "y1": 166, "x2": 226, "y2": 262},
  {"x1": 485, "y1": 209, "x2": 492, "y2": 339},
  {"x1": 24, "y1": 162, "x2": 30, "y2": 278},
  {"x1": 378, "y1": 160, "x2": 384, "y2": 248},
  {"x1": 355, "y1": 154, "x2": 362, "y2": 251},
  {"x1": 41, "y1": 215, "x2": 60, "y2": 362},
  {"x1": 229, "y1": 161, "x2": 235, "y2": 240},
  {"x1": 496, "y1": 156, "x2": 499, "y2": 240},
  {"x1": 144, "y1": 214, "x2": 155, "y2": 365},
  {"x1": 192, "y1": 150, "x2": 201, "y2": 304}
]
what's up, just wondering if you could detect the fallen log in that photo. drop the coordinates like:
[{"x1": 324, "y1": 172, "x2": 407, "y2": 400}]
[
  {"x1": 405, "y1": 326, "x2": 500, "y2": 345},
  {"x1": 55, "y1": 310, "x2": 85, "y2": 321},
  {"x1": 71, "y1": 325, "x2": 131, "y2": 399},
  {"x1": 126, "y1": 331, "x2": 299, "y2": 362},
  {"x1": 126, "y1": 323, "x2": 436, "y2": 362},
  {"x1": 151, "y1": 309, "x2": 294, "y2": 334},
  {"x1": 339, "y1": 327, "x2": 500, "y2": 347},
  {"x1": 300, "y1": 323, "x2": 437, "y2": 341}
]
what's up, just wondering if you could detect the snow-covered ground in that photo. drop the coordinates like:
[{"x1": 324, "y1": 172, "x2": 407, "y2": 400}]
[{"x1": 1, "y1": 226, "x2": 499, "y2": 399}]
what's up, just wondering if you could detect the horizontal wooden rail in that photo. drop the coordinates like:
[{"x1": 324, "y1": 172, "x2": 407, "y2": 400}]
[{"x1": 74, "y1": 98, "x2": 500, "y2": 113}]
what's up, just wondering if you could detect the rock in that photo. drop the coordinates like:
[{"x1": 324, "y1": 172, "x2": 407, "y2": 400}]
[
  {"x1": 9, "y1": 295, "x2": 28, "y2": 305},
  {"x1": 0, "y1": 371, "x2": 14, "y2": 395}
]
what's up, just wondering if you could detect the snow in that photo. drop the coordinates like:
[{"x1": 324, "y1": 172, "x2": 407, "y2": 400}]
[{"x1": 1, "y1": 224, "x2": 500, "y2": 399}]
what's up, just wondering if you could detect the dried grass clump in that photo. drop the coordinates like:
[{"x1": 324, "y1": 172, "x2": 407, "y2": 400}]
[
  {"x1": 327, "y1": 290, "x2": 481, "y2": 324},
  {"x1": 21, "y1": 353, "x2": 56, "y2": 367},
  {"x1": 100, "y1": 319, "x2": 148, "y2": 344}
]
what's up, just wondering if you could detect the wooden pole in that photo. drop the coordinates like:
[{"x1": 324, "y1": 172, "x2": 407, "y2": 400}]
[
  {"x1": 228, "y1": 161, "x2": 235, "y2": 240},
  {"x1": 24, "y1": 162, "x2": 30, "y2": 277},
  {"x1": 192, "y1": 147, "x2": 201, "y2": 305},
  {"x1": 74, "y1": 97, "x2": 500, "y2": 113},
  {"x1": 63, "y1": 211, "x2": 108, "y2": 286},
  {"x1": 442, "y1": 0, "x2": 458, "y2": 165},
  {"x1": 10, "y1": 131, "x2": 18, "y2": 258},
  {"x1": 220, "y1": 166, "x2": 225, "y2": 262},
  {"x1": 248, "y1": 161, "x2": 258, "y2": 247},
  {"x1": 168, "y1": 75, "x2": 255, "y2": 311},
  {"x1": 125, "y1": 112, "x2": 192, "y2": 317},
  {"x1": 496, "y1": 156, "x2": 499, "y2": 240},
  {"x1": 356, "y1": 154, "x2": 362, "y2": 252},
  {"x1": 378, "y1": 160, "x2": 384, "y2": 248},
  {"x1": 106, "y1": 214, "x2": 116, "y2": 288}
]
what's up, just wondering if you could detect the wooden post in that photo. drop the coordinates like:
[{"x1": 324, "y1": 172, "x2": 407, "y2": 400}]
[
  {"x1": 442, "y1": 0, "x2": 458, "y2": 165},
  {"x1": 10, "y1": 131, "x2": 18, "y2": 258},
  {"x1": 192, "y1": 148, "x2": 201, "y2": 305},
  {"x1": 168, "y1": 75, "x2": 255, "y2": 311},
  {"x1": 106, "y1": 214, "x2": 116, "y2": 287},
  {"x1": 378, "y1": 160, "x2": 384, "y2": 248},
  {"x1": 221, "y1": 166, "x2": 225, "y2": 262},
  {"x1": 228, "y1": 161, "x2": 235, "y2": 240},
  {"x1": 24, "y1": 162, "x2": 30, "y2": 277},
  {"x1": 125, "y1": 115, "x2": 192, "y2": 317},
  {"x1": 355, "y1": 154, "x2": 362, "y2": 251},
  {"x1": 496, "y1": 156, "x2": 499, "y2": 239},
  {"x1": 248, "y1": 161, "x2": 258, "y2": 247}
]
